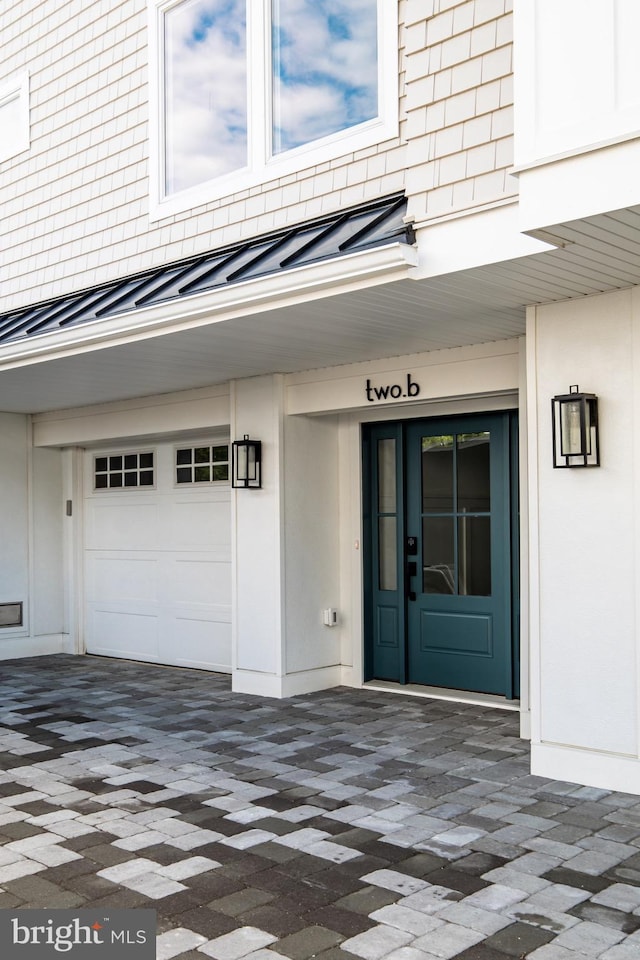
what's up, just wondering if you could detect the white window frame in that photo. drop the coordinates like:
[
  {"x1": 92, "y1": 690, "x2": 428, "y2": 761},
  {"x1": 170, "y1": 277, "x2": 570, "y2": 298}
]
[
  {"x1": 92, "y1": 448, "x2": 157, "y2": 492},
  {"x1": 173, "y1": 441, "x2": 231, "y2": 486},
  {"x1": 0, "y1": 71, "x2": 30, "y2": 164},
  {"x1": 148, "y1": 0, "x2": 398, "y2": 221}
]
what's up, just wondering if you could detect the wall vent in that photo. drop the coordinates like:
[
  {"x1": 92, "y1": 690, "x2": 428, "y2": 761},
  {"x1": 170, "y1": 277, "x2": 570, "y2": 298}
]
[{"x1": 0, "y1": 602, "x2": 23, "y2": 628}]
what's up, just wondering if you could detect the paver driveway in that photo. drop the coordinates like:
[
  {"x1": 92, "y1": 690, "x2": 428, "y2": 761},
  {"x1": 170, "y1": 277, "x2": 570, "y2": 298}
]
[{"x1": 0, "y1": 655, "x2": 640, "y2": 960}]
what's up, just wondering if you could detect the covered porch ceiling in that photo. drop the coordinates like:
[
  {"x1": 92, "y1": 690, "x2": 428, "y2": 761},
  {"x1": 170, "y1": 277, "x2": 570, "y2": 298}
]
[{"x1": 1, "y1": 203, "x2": 639, "y2": 415}]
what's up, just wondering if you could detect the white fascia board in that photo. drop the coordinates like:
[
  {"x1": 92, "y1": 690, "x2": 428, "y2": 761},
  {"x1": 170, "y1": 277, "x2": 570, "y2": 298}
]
[
  {"x1": 0, "y1": 243, "x2": 417, "y2": 371},
  {"x1": 411, "y1": 202, "x2": 557, "y2": 280}
]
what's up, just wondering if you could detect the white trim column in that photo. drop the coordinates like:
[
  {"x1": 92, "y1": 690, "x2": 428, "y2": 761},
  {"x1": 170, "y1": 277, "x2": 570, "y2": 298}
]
[{"x1": 231, "y1": 375, "x2": 287, "y2": 696}]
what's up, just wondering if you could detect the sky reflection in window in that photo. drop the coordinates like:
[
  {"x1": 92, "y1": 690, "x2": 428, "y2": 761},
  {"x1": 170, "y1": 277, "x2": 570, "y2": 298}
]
[
  {"x1": 272, "y1": 0, "x2": 378, "y2": 154},
  {"x1": 163, "y1": 0, "x2": 379, "y2": 195},
  {"x1": 165, "y1": 0, "x2": 247, "y2": 193}
]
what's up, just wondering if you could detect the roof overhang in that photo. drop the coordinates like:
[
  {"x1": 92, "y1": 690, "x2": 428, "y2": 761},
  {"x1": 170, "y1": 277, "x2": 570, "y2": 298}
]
[{"x1": 0, "y1": 241, "x2": 417, "y2": 373}]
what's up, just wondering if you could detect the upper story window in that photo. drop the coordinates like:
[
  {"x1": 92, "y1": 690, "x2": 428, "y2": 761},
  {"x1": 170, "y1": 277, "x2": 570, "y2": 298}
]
[
  {"x1": 149, "y1": 0, "x2": 397, "y2": 219},
  {"x1": 0, "y1": 71, "x2": 30, "y2": 164}
]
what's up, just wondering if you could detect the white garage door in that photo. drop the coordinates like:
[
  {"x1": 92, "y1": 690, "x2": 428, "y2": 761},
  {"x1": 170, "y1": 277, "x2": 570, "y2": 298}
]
[{"x1": 84, "y1": 439, "x2": 231, "y2": 671}]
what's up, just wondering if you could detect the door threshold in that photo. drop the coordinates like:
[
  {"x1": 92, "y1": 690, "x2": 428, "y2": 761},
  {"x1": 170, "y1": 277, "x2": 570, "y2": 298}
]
[{"x1": 364, "y1": 679, "x2": 520, "y2": 711}]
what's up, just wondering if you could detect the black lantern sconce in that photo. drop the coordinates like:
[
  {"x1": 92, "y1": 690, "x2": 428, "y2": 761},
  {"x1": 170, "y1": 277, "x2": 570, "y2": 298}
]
[
  {"x1": 232, "y1": 435, "x2": 262, "y2": 488},
  {"x1": 551, "y1": 385, "x2": 600, "y2": 468}
]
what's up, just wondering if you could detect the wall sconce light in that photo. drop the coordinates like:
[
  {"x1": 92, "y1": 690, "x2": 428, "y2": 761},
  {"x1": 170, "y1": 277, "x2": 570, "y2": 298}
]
[
  {"x1": 232, "y1": 435, "x2": 262, "y2": 488},
  {"x1": 551, "y1": 385, "x2": 600, "y2": 468}
]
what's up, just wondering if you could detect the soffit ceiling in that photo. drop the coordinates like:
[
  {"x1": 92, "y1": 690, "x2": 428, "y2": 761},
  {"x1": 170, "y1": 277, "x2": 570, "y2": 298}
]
[{"x1": 1, "y1": 205, "x2": 640, "y2": 414}]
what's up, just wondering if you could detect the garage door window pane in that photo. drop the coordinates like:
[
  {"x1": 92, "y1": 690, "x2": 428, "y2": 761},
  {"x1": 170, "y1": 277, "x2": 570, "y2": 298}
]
[
  {"x1": 94, "y1": 451, "x2": 155, "y2": 490},
  {"x1": 175, "y1": 444, "x2": 229, "y2": 484}
]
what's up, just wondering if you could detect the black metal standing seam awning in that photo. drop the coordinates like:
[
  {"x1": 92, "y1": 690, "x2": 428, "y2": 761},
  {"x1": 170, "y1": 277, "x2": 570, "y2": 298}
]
[{"x1": 0, "y1": 195, "x2": 413, "y2": 348}]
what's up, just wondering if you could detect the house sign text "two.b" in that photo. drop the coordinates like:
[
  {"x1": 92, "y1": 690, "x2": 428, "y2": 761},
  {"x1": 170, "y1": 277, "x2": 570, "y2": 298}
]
[{"x1": 365, "y1": 373, "x2": 421, "y2": 402}]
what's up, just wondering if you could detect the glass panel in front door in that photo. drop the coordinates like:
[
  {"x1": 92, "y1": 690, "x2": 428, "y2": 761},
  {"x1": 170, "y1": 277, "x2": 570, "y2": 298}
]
[
  {"x1": 421, "y1": 431, "x2": 491, "y2": 597},
  {"x1": 421, "y1": 435, "x2": 454, "y2": 512},
  {"x1": 377, "y1": 438, "x2": 398, "y2": 591}
]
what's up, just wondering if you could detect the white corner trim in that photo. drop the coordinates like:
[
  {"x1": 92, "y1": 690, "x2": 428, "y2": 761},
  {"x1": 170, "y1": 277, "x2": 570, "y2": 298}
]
[
  {"x1": 232, "y1": 665, "x2": 343, "y2": 698},
  {"x1": 532, "y1": 742, "x2": 640, "y2": 796},
  {"x1": 0, "y1": 243, "x2": 417, "y2": 371},
  {"x1": 0, "y1": 635, "x2": 70, "y2": 660},
  {"x1": 0, "y1": 70, "x2": 30, "y2": 164},
  {"x1": 511, "y1": 129, "x2": 640, "y2": 176},
  {"x1": 519, "y1": 709, "x2": 531, "y2": 741}
]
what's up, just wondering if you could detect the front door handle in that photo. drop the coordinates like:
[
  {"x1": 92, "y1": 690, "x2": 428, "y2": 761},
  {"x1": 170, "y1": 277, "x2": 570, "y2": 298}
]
[{"x1": 406, "y1": 560, "x2": 417, "y2": 601}]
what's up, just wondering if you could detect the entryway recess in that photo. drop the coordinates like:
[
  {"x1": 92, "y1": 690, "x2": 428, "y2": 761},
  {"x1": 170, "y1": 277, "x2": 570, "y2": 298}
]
[{"x1": 363, "y1": 412, "x2": 519, "y2": 697}]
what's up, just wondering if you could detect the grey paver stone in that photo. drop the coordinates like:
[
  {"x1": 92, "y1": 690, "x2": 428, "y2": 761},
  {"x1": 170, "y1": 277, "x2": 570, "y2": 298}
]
[
  {"x1": 97, "y1": 857, "x2": 161, "y2": 883},
  {"x1": 553, "y1": 919, "x2": 625, "y2": 954},
  {"x1": 157, "y1": 927, "x2": 208, "y2": 960},
  {"x1": 593, "y1": 883, "x2": 640, "y2": 912},
  {"x1": 528, "y1": 945, "x2": 592, "y2": 960},
  {"x1": 220, "y1": 830, "x2": 277, "y2": 850},
  {"x1": 463, "y1": 883, "x2": 529, "y2": 912},
  {"x1": 361, "y1": 870, "x2": 430, "y2": 896},
  {"x1": 481, "y1": 866, "x2": 551, "y2": 893},
  {"x1": 271, "y1": 925, "x2": 343, "y2": 959},
  {"x1": 600, "y1": 943, "x2": 640, "y2": 960},
  {"x1": 198, "y1": 927, "x2": 278, "y2": 960},
  {"x1": 0, "y1": 860, "x2": 47, "y2": 882},
  {"x1": 484, "y1": 921, "x2": 555, "y2": 956},
  {"x1": 369, "y1": 905, "x2": 444, "y2": 937},
  {"x1": 506, "y1": 904, "x2": 581, "y2": 935},
  {"x1": 383, "y1": 949, "x2": 441, "y2": 960},
  {"x1": 120, "y1": 872, "x2": 187, "y2": 899},
  {"x1": 519, "y1": 883, "x2": 592, "y2": 913},
  {"x1": 401, "y1": 886, "x2": 463, "y2": 916},
  {"x1": 340, "y1": 925, "x2": 414, "y2": 960},
  {"x1": 435, "y1": 902, "x2": 513, "y2": 935},
  {"x1": 412, "y1": 921, "x2": 484, "y2": 958},
  {"x1": 566, "y1": 851, "x2": 623, "y2": 875}
]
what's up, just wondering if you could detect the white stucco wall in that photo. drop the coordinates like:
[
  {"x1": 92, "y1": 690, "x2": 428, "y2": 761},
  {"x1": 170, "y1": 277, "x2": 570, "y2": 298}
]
[
  {"x1": 0, "y1": 414, "x2": 30, "y2": 641},
  {"x1": 283, "y1": 413, "x2": 341, "y2": 675},
  {"x1": 528, "y1": 286, "x2": 640, "y2": 791},
  {"x1": 231, "y1": 375, "x2": 286, "y2": 693},
  {"x1": 231, "y1": 375, "x2": 344, "y2": 697},
  {"x1": 31, "y1": 446, "x2": 64, "y2": 638},
  {"x1": 0, "y1": 413, "x2": 66, "y2": 657}
]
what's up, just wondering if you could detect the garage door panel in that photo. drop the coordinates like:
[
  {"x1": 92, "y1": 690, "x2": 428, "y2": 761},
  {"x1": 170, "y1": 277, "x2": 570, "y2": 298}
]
[
  {"x1": 87, "y1": 608, "x2": 160, "y2": 660},
  {"x1": 166, "y1": 558, "x2": 231, "y2": 605},
  {"x1": 161, "y1": 617, "x2": 231, "y2": 672},
  {"x1": 167, "y1": 500, "x2": 231, "y2": 549},
  {"x1": 85, "y1": 441, "x2": 231, "y2": 672},
  {"x1": 86, "y1": 502, "x2": 160, "y2": 550},
  {"x1": 86, "y1": 556, "x2": 159, "y2": 602}
]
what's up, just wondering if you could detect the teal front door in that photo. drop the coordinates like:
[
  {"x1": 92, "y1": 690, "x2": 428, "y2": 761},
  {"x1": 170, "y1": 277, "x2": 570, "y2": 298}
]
[{"x1": 363, "y1": 413, "x2": 518, "y2": 697}]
